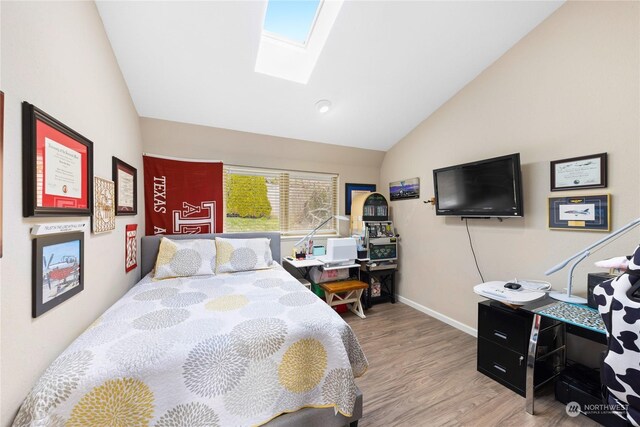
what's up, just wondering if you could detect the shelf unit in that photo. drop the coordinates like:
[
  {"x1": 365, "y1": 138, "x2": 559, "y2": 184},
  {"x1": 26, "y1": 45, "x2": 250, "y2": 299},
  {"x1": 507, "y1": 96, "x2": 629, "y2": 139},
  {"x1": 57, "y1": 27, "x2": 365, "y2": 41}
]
[{"x1": 350, "y1": 192, "x2": 389, "y2": 236}]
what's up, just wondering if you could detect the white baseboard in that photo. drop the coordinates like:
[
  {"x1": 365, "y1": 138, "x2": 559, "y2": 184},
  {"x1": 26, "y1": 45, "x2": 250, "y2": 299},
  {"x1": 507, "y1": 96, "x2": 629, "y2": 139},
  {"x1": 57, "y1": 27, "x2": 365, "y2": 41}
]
[{"x1": 396, "y1": 295, "x2": 478, "y2": 337}]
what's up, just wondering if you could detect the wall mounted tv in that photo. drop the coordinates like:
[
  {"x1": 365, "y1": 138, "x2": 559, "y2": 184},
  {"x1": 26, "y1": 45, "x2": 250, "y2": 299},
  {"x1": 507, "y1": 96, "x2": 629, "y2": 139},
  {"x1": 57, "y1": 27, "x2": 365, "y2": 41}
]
[{"x1": 433, "y1": 153, "x2": 524, "y2": 217}]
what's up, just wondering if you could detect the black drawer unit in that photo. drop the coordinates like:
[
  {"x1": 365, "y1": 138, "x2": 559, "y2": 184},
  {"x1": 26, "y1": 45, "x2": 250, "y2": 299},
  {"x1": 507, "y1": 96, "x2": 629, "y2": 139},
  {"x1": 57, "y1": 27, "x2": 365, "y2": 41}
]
[{"x1": 477, "y1": 300, "x2": 563, "y2": 396}]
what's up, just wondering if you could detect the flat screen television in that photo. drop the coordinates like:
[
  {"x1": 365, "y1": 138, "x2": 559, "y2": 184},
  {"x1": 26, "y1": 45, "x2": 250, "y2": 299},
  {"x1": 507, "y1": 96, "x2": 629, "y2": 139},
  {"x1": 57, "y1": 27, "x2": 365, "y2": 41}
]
[{"x1": 433, "y1": 153, "x2": 524, "y2": 217}]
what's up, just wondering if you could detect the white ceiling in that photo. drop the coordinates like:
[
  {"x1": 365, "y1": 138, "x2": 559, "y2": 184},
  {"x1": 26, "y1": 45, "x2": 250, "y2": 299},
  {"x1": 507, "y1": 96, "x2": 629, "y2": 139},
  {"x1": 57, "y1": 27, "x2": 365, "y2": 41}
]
[{"x1": 96, "y1": 1, "x2": 563, "y2": 151}]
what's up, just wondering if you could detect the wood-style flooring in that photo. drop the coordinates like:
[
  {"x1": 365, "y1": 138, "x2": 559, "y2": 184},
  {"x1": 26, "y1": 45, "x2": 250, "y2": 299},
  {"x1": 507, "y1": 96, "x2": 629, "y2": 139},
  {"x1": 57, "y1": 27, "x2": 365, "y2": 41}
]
[{"x1": 343, "y1": 302, "x2": 598, "y2": 427}]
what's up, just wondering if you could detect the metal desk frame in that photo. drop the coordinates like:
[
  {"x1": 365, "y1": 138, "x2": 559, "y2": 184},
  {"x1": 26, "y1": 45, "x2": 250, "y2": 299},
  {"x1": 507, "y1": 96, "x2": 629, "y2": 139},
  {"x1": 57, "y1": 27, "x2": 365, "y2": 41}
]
[{"x1": 522, "y1": 297, "x2": 606, "y2": 415}]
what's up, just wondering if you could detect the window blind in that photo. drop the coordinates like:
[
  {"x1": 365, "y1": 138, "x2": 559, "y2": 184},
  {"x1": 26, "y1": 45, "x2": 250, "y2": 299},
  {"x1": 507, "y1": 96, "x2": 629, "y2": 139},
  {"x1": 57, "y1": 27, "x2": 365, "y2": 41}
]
[{"x1": 224, "y1": 166, "x2": 338, "y2": 235}]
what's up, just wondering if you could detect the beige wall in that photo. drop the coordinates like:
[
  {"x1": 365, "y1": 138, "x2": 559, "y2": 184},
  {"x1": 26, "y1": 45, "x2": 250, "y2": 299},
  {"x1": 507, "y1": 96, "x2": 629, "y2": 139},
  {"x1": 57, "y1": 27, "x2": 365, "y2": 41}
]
[
  {"x1": 380, "y1": 1, "x2": 640, "y2": 331},
  {"x1": 0, "y1": 2, "x2": 144, "y2": 424},
  {"x1": 140, "y1": 117, "x2": 385, "y2": 255}
]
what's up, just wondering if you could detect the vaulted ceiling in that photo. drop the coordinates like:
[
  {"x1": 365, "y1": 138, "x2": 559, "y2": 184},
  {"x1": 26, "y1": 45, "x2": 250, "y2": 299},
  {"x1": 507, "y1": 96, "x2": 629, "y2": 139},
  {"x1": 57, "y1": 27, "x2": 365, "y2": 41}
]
[{"x1": 96, "y1": 1, "x2": 563, "y2": 151}]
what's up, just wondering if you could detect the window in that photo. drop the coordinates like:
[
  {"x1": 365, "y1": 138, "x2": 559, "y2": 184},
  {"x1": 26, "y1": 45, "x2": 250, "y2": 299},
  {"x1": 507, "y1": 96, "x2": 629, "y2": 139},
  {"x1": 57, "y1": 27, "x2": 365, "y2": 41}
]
[
  {"x1": 224, "y1": 166, "x2": 338, "y2": 236},
  {"x1": 263, "y1": 0, "x2": 322, "y2": 46}
]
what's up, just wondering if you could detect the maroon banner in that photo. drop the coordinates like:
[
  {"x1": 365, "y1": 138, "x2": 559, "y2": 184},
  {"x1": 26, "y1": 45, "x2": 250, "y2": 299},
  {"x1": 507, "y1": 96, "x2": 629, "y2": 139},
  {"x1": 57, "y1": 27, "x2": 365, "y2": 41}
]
[{"x1": 143, "y1": 155, "x2": 223, "y2": 235}]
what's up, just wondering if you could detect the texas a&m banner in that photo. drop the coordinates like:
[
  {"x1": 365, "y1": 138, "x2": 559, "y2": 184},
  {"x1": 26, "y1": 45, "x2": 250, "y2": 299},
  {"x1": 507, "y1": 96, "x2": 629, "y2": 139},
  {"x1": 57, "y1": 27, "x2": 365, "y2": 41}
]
[{"x1": 143, "y1": 155, "x2": 223, "y2": 235}]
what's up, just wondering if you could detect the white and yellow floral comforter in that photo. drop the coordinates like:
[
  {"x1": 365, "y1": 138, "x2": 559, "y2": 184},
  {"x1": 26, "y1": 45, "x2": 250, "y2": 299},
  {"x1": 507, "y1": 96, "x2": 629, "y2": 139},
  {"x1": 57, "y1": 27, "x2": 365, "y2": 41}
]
[{"x1": 13, "y1": 263, "x2": 368, "y2": 427}]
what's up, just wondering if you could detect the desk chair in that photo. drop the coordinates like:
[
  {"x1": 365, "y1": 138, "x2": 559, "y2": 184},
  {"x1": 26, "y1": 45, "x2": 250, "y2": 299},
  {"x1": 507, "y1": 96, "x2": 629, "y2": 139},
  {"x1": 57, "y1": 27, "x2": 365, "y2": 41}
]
[{"x1": 594, "y1": 245, "x2": 640, "y2": 426}]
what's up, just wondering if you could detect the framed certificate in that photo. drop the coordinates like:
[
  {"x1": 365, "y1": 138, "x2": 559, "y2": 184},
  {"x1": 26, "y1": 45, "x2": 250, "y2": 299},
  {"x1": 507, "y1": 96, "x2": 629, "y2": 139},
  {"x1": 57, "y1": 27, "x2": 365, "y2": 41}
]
[
  {"x1": 22, "y1": 102, "x2": 93, "y2": 217},
  {"x1": 550, "y1": 153, "x2": 607, "y2": 191},
  {"x1": 112, "y1": 157, "x2": 137, "y2": 215}
]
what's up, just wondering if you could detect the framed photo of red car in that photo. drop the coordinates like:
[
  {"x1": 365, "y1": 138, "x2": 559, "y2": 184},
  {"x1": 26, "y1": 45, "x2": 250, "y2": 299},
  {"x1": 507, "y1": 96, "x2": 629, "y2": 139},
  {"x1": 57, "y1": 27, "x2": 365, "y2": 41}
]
[
  {"x1": 23, "y1": 102, "x2": 93, "y2": 217},
  {"x1": 112, "y1": 157, "x2": 137, "y2": 215},
  {"x1": 33, "y1": 232, "x2": 84, "y2": 317}
]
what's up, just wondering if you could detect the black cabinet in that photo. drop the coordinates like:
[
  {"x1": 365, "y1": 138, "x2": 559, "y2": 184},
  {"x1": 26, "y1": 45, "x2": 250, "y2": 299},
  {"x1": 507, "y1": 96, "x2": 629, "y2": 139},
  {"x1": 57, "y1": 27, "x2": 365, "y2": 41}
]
[
  {"x1": 477, "y1": 301, "x2": 562, "y2": 396},
  {"x1": 360, "y1": 266, "x2": 396, "y2": 309}
]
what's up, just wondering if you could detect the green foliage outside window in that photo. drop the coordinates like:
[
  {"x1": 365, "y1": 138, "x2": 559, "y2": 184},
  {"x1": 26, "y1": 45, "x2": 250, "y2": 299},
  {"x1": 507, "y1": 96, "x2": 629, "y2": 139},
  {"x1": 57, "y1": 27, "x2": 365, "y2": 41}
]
[{"x1": 226, "y1": 175, "x2": 272, "y2": 218}]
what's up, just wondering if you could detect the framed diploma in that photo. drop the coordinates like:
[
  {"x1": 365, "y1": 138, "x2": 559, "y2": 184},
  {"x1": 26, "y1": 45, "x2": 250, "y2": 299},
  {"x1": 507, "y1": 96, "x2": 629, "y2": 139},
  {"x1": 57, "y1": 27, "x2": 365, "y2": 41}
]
[
  {"x1": 550, "y1": 153, "x2": 607, "y2": 191},
  {"x1": 22, "y1": 102, "x2": 93, "y2": 217},
  {"x1": 548, "y1": 194, "x2": 610, "y2": 232},
  {"x1": 112, "y1": 157, "x2": 137, "y2": 215}
]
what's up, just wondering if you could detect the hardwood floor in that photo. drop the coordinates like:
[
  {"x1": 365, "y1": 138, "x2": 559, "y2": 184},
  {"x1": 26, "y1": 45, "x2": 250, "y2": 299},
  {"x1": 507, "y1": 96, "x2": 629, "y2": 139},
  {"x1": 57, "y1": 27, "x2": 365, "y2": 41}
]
[{"x1": 343, "y1": 302, "x2": 599, "y2": 427}]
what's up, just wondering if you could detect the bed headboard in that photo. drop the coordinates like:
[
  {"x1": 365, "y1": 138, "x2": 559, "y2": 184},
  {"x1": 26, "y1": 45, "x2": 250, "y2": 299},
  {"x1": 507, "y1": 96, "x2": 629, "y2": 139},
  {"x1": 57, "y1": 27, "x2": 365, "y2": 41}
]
[{"x1": 140, "y1": 232, "x2": 281, "y2": 277}]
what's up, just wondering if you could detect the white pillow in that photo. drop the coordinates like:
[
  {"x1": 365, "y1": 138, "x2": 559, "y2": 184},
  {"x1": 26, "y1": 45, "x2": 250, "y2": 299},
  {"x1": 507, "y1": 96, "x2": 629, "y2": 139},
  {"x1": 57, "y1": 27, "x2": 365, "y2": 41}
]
[
  {"x1": 154, "y1": 237, "x2": 217, "y2": 280},
  {"x1": 215, "y1": 237, "x2": 273, "y2": 274}
]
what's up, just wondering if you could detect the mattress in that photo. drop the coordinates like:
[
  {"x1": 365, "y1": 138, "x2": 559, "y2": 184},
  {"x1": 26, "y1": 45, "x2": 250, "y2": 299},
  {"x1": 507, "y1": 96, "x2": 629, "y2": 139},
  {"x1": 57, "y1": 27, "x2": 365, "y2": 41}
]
[{"x1": 13, "y1": 262, "x2": 368, "y2": 427}]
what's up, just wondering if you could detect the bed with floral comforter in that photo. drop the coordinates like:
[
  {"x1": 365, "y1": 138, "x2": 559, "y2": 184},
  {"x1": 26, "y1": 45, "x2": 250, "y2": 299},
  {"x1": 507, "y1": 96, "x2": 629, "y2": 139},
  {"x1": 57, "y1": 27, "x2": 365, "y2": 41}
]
[{"x1": 13, "y1": 262, "x2": 368, "y2": 427}]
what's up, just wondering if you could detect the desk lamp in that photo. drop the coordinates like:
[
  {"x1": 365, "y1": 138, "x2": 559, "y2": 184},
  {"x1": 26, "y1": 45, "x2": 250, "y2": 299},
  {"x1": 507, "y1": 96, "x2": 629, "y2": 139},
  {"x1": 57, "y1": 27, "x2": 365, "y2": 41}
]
[
  {"x1": 545, "y1": 216, "x2": 640, "y2": 304},
  {"x1": 294, "y1": 215, "x2": 349, "y2": 254}
]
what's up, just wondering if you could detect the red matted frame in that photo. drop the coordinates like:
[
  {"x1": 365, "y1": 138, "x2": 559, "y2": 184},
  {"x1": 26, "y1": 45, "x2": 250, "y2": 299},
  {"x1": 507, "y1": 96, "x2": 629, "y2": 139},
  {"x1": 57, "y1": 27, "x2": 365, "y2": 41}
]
[
  {"x1": 125, "y1": 224, "x2": 138, "y2": 272},
  {"x1": 23, "y1": 102, "x2": 93, "y2": 217}
]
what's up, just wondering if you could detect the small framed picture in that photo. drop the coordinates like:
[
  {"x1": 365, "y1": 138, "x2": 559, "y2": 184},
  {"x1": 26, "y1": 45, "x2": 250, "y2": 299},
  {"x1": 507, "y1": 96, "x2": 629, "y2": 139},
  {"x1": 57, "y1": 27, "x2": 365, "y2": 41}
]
[
  {"x1": 389, "y1": 178, "x2": 420, "y2": 201},
  {"x1": 33, "y1": 232, "x2": 84, "y2": 317},
  {"x1": 0, "y1": 91, "x2": 4, "y2": 258},
  {"x1": 548, "y1": 194, "x2": 610, "y2": 231},
  {"x1": 22, "y1": 102, "x2": 93, "y2": 217},
  {"x1": 112, "y1": 157, "x2": 137, "y2": 215},
  {"x1": 345, "y1": 183, "x2": 376, "y2": 215},
  {"x1": 93, "y1": 177, "x2": 115, "y2": 233},
  {"x1": 125, "y1": 224, "x2": 138, "y2": 273},
  {"x1": 550, "y1": 153, "x2": 607, "y2": 191}
]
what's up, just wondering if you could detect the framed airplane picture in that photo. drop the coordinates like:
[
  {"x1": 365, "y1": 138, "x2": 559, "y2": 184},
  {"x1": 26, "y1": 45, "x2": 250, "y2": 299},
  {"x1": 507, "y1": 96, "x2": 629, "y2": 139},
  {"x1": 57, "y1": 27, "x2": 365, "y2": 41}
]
[{"x1": 548, "y1": 194, "x2": 610, "y2": 231}]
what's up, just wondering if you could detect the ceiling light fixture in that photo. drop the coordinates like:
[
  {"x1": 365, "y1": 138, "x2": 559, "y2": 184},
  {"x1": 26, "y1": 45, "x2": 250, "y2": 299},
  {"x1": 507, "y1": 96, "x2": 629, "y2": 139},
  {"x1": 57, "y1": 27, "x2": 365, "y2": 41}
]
[{"x1": 316, "y1": 99, "x2": 332, "y2": 114}]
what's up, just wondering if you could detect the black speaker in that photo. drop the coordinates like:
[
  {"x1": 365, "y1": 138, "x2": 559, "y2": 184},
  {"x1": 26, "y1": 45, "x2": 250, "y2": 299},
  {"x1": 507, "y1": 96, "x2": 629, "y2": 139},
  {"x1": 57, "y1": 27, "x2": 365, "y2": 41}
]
[{"x1": 587, "y1": 272, "x2": 617, "y2": 309}]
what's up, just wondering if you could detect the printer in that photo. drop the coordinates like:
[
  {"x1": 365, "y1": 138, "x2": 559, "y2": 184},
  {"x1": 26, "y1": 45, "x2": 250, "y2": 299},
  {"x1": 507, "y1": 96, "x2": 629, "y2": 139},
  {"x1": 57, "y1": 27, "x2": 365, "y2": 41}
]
[{"x1": 317, "y1": 238, "x2": 357, "y2": 267}]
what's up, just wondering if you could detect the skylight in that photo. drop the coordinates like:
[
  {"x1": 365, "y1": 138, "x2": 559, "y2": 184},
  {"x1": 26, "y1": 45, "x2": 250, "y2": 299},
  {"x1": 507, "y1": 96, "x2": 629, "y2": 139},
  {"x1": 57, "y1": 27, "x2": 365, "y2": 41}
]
[
  {"x1": 263, "y1": 0, "x2": 321, "y2": 46},
  {"x1": 255, "y1": 0, "x2": 344, "y2": 84}
]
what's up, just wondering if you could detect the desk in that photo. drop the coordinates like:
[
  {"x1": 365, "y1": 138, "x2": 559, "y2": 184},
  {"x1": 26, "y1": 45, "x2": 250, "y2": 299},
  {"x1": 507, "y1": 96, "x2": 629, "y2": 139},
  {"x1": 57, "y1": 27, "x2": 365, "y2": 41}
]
[
  {"x1": 282, "y1": 257, "x2": 323, "y2": 281},
  {"x1": 521, "y1": 297, "x2": 606, "y2": 415}
]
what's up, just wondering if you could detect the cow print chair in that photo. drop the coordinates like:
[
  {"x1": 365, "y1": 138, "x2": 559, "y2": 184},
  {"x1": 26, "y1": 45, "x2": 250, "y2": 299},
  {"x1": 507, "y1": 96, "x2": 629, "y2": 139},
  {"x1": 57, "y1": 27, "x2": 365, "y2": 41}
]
[{"x1": 594, "y1": 244, "x2": 640, "y2": 426}]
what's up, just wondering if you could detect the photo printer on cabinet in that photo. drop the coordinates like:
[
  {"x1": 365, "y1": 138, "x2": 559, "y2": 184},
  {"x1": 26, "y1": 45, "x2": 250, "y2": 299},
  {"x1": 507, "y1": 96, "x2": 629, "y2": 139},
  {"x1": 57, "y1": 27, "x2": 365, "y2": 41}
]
[{"x1": 317, "y1": 238, "x2": 358, "y2": 267}]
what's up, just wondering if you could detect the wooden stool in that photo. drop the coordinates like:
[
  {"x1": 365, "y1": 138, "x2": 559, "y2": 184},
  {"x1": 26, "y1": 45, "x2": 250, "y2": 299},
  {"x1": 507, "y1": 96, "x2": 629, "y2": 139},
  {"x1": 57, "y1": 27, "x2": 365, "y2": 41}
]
[{"x1": 320, "y1": 280, "x2": 368, "y2": 319}]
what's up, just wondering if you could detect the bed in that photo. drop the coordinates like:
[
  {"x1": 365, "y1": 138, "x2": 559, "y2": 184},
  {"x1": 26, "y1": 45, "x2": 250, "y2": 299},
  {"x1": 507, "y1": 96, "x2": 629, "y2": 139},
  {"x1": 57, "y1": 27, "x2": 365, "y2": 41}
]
[{"x1": 13, "y1": 232, "x2": 367, "y2": 427}]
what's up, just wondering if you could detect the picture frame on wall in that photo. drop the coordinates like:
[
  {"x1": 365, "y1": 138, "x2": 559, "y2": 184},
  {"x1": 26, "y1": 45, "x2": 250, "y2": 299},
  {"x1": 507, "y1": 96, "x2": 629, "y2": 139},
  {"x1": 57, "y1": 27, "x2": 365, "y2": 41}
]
[
  {"x1": 125, "y1": 224, "x2": 138, "y2": 273},
  {"x1": 112, "y1": 156, "x2": 137, "y2": 215},
  {"x1": 0, "y1": 91, "x2": 4, "y2": 258},
  {"x1": 389, "y1": 177, "x2": 420, "y2": 201},
  {"x1": 550, "y1": 153, "x2": 607, "y2": 191},
  {"x1": 93, "y1": 177, "x2": 116, "y2": 234},
  {"x1": 22, "y1": 102, "x2": 94, "y2": 217},
  {"x1": 33, "y1": 232, "x2": 84, "y2": 317},
  {"x1": 345, "y1": 183, "x2": 376, "y2": 215},
  {"x1": 548, "y1": 194, "x2": 610, "y2": 232}
]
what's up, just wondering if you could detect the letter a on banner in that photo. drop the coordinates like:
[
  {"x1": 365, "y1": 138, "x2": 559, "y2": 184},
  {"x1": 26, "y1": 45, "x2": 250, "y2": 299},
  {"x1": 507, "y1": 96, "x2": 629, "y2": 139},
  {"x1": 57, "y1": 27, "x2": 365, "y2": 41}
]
[{"x1": 143, "y1": 155, "x2": 223, "y2": 235}]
